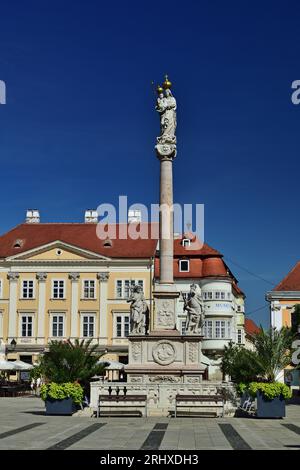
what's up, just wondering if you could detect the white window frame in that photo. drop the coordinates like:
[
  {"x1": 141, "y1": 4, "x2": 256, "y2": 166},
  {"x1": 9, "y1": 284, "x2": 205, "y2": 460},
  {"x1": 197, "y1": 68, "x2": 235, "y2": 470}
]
[
  {"x1": 237, "y1": 328, "x2": 243, "y2": 344},
  {"x1": 114, "y1": 313, "x2": 130, "y2": 338},
  {"x1": 115, "y1": 279, "x2": 144, "y2": 299},
  {"x1": 204, "y1": 292, "x2": 213, "y2": 300},
  {"x1": 52, "y1": 279, "x2": 65, "y2": 299},
  {"x1": 20, "y1": 314, "x2": 34, "y2": 337},
  {"x1": 21, "y1": 279, "x2": 35, "y2": 299},
  {"x1": 82, "y1": 279, "x2": 96, "y2": 299},
  {"x1": 81, "y1": 313, "x2": 96, "y2": 338},
  {"x1": 182, "y1": 239, "x2": 191, "y2": 247},
  {"x1": 204, "y1": 320, "x2": 213, "y2": 338},
  {"x1": 50, "y1": 313, "x2": 65, "y2": 338},
  {"x1": 203, "y1": 319, "x2": 231, "y2": 339},
  {"x1": 179, "y1": 260, "x2": 189, "y2": 272}
]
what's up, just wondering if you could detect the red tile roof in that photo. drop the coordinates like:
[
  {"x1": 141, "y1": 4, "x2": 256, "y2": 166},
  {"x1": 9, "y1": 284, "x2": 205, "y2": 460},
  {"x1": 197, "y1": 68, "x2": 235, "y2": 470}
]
[
  {"x1": 245, "y1": 318, "x2": 260, "y2": 336},
  {"x1": 173, "y1": 238, "x2": 221, "y2": 256},
  {"x1": 273, "y1": 261, "x2": 300, "y2": 291},
  {"x1": 0, "y1": 223, "x2": 158, "y2": 259},
  {"x1": 0, "y1": 224, "x2": 244, "y2": 294}
]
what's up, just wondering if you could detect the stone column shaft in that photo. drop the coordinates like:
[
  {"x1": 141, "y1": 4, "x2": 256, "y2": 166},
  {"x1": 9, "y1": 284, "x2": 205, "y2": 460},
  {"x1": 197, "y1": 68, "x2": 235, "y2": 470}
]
[
  {"x1": 36, "y1": 273, "x2": 47, "y2": 344},
  {"x1": 8, "y1": 272, "x2": 19, "y2": 340},
  {"x1": 97, "y1": 272, "x2": 109, "y2": 343},
  {"x1": 160, "y1": 158, "x2": 174, "y2": 284},
  {"x1": 69, "y1": 273, "x2": 80, "y2": 338}
]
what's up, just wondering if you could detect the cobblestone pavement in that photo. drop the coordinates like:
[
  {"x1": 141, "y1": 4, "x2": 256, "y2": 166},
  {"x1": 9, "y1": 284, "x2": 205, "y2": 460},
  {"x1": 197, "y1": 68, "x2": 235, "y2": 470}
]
[{"x1": 0, "y1": 397, "x2": 299, "y2": 450}]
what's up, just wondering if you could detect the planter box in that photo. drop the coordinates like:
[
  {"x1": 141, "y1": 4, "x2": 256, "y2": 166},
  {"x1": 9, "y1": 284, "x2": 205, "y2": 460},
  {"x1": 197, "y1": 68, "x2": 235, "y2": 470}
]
[
  {"x1": 45, "y1": 397, "x2": 75, "y2": 416},
  {"x1": 256, "y1": 392, "x2": 285, "y2": 418},
  {"x1": 240, "y1": 392, "x2": 249, "y2": 407}
]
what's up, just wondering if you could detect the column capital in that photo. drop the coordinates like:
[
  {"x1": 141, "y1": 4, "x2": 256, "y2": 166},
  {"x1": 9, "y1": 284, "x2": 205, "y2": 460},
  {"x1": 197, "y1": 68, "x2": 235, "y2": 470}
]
[
  {"x1": 36, "y1": 272, "x2": 47, "y2": 282},
  {"x1": 7, "y1": 272, "x2": 19, "y2": 281},
  {"x1": 69, "y1": 272, "x2": 80, "y2": 282},
  {"x1": 97, "y1": 272, "x2": 110, "y2": 282}
]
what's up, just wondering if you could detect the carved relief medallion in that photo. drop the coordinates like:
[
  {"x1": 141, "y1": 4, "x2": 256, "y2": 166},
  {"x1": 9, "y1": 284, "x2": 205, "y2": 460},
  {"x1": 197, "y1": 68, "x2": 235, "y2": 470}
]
[{"x1": 152, "y1": 341, "x2": 176, "y2": 365}]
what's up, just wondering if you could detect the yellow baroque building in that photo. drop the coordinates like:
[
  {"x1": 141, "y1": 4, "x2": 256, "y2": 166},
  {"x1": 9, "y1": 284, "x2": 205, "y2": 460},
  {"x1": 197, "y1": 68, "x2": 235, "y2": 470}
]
[{"x1": 0, "y1": 216, "x2": 157, "y2": 366}]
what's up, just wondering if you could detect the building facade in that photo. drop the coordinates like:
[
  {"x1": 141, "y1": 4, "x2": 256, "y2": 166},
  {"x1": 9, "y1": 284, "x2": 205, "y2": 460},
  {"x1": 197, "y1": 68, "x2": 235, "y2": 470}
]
[
  {"x1": 266, "y1": 261, "x2": 300, "y2": 330},
  {"x1": 154, "y1": 235, "x2": 246, "y2": 379},
  {"x1": 0, "y1": 212, "x2": 156, "y2": 366},
  {"x1": 0, "y1": 212, "x2": 245, "y2": 380}
]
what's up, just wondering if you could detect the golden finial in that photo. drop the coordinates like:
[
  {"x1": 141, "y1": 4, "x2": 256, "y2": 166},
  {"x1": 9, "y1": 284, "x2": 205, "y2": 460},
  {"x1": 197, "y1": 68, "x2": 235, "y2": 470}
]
[
  {"x1": 163, "y1": 74, "x2": 172, "y2": 89},
  {"x1": 156, "y1": 84, "x2": 164, "y2": 94}
]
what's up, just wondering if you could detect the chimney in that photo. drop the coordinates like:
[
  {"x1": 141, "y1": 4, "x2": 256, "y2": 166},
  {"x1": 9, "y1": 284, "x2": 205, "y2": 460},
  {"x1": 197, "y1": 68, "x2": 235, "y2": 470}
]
[
  {"x1": 26, "y1": 209, "x2": 40, "y2": 224},
  {"x1": 84, "y1": 210, "x2": 98, "y2": 223},
  {"x1": 128, "y1": 209, "x2": 142, "y2": 223}
]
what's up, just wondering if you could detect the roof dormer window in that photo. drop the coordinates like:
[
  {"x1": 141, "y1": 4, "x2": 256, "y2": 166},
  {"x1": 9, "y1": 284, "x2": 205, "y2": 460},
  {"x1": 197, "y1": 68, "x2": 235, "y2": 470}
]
[
  {"x1": 13, "y1": 239, "x2": 23, "y2": 249},
  {"x1": 182, "y1": 238, "x2": 191, "y2": 247},
  {"x1": 103, "y1": 238, "x2": 112, "y2": 248},
  {"x1": 179, "y1": 259, "x2": 190, "y2": 272}
]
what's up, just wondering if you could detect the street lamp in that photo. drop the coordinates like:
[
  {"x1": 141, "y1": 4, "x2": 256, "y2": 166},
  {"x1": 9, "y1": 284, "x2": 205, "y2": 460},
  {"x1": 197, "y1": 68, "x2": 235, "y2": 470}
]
[{"x1": 10, "y1": 339, "x2": 16, "y2": 350}]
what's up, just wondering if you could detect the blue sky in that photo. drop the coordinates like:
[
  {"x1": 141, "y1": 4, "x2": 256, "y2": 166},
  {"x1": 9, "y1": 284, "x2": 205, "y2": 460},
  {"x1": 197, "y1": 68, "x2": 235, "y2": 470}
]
[{"x1": 1, "y1": 0, "x2": 300, "y2": 327}]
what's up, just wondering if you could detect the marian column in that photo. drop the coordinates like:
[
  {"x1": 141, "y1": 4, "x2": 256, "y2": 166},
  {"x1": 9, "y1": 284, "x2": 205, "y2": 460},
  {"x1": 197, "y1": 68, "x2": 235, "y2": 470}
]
[
  {"x1": 125, "y1": 76, "x2": 205, "y2": 389},
  {"x1": 153, "y1": 76, "x2": 179, "y2": 330}
]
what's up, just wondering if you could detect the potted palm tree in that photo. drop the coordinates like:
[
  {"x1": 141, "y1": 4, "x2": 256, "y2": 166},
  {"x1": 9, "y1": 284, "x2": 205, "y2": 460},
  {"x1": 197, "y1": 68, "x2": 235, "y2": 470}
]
[
  {"x1": 36, "y1": 339, "x2": 105, "y2": 415},
  {"x1": 222, "y1": 327, "x2": 295, "y2": 418}
]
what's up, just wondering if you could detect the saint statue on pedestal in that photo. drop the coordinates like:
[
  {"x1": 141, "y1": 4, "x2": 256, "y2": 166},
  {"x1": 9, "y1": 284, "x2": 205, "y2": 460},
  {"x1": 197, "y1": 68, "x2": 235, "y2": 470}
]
[
  {"x1": 155, "y1": 75, "x2": 177, "y2": 148},
  {"x1": 128, "y1": 285, "x2": 149, "y2": 335},
  {"x1": 183, "y1": 284, "x2": 204, "y2": 334}
]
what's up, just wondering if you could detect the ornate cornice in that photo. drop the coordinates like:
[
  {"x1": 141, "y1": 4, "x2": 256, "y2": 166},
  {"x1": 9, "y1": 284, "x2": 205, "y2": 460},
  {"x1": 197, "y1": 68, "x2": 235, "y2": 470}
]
[{"x1": 266, "y1": 291, "x2": 300, "y2": 301}]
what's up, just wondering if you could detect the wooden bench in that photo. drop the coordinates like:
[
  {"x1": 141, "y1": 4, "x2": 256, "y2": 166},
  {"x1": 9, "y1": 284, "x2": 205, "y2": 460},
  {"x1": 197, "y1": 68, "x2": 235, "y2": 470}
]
[
  {"x1": 97, "y1": 394, "x2": 147, "y2": 418},
  {"x1": 174, "y1": 394, "x2": 225, "y2": 418}
]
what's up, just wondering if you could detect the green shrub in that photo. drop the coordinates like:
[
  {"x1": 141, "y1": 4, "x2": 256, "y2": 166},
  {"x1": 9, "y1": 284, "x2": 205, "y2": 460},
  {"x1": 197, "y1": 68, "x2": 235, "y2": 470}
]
[
  {"x1": 40, "y1": 382, "x2": 84, "y2": 404},
  {"x1": 40, "y1": 339, "x2": 105, "y2": 384},
  {"x1": 236, "y1": 382, "x2": 248, "y2": 396},
  {"x1": 248, "y1": 382, "x2": 292, "y2": 400}
]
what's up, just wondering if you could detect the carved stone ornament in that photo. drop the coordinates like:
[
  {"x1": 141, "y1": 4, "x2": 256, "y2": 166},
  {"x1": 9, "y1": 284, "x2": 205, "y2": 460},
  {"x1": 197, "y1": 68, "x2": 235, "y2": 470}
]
[
  {"x1": 188, "y1": 343, "x2": 198, "y2": 362},
  {"x1": 129, "y1": 377, "x2": 143, "y2": 383},
  {"x1": 36, "y1": 272, "x2": 47, "y2": 282},
  {"x1": 132, "y1": 342, "x2": 141, "y2": 361},
  {"x1": 97, "y1": 272, "x2": 109, "y2": 282},
  {"x1": 149, "y1": 375, "x2": 180, "y2": 383},
  {"x1": 156, "y1": 300, "x2": 174, "y2": 327},
  {"x1": 155, "y1": 143, "x2": 177, "y2": 158},
  {"x1": 187, "y1": 377, "x2": 200, "y2": 384},
  {"x1": 69, "y1": 272, "x2": 80, "y2": 281},
  {"x1": 7, "y1": 272, "x2": 20, "y2": 281},
  {"x1": 152, "y1": 340, "x2": 176, "y2": 366}
]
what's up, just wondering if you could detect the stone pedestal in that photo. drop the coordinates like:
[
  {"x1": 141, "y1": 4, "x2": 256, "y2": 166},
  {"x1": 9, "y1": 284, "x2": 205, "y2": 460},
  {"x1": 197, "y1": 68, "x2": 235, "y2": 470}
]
[{"x1": 125, "y1": 330, "x2": 206, "y2": 384}]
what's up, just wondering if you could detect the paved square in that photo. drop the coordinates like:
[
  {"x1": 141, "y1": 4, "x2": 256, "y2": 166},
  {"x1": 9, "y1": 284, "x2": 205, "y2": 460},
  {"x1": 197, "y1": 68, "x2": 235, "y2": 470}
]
[{"x1": 0, "y1": 397, "x2": 299, "y2": 450}]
